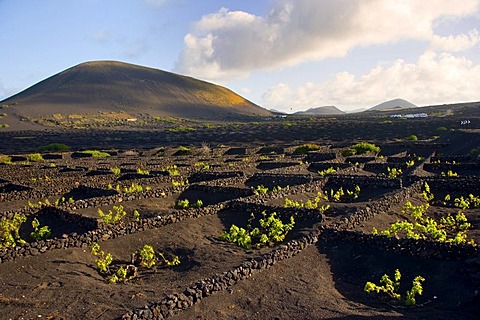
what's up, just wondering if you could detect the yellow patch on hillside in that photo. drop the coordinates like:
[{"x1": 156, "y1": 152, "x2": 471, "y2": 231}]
[{"x1": 193, "y1": 87, "x2": 246, "y2": 106}]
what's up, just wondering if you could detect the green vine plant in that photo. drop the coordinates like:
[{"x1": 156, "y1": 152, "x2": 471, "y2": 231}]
[
  {"x1": 221, "y1": 211, "x2": 295, "y2": 250},
  {"x1": 253, "y1": 185, "x2": 269, "y2": 196},
  {"x1": 136, "y1": 168, "x2": 150, "y2": 175},
  {"x1": 133, "y1": 244, "x2": 180, "y2": 269},
  {"x1": 91, "y1": 243, "x2": 179, "y2": 284},
  {"x1": 272, "y1": 185, "x2": 287, "y2": 193},
  {"x1": 364, "y1": 269, "x2": 425, "y2": 306},
  {"x1": 441, "y1": 170, "x2": 458, "y2": 177},
  {"x1": 164, "y1": 165, "x2": 180, "y2": 176},
  {"x1": 30, "y1": 218, "x2": 51, "y2": 241},
  {"x1": 318, "y1": 167, "x2": 337, "y2": 177},
  {"x1": 176, "y1": 199, "x2": 203, "y2": 209},
  {"x1": 30, "y1": 196, "x2": 74, "y2": 208},
  {"x1": 438, "y1": 193, "x2": 480, "y2": 209},
  {"x1": 157, "y1": 251, "x2": 181, "y2": 266},
  {"x1": 328, "y1": 185, "x2": 361, "y2": 202},
  {"x1": 420, "y1": 182, "x2": 434, "y2": 203},
  {"x1": 54, "y1": 196, "x2": 75, "y2": 206},
  {"x1": 284, "y1": 191, "x2": 330, "y2": 212},
  {"x1": 110, "y1": 167, "x2": 121, "y2": 175},
  {"x1": 136, "y1": 244, "x2": 156, "y2": 268},
  {"x1": 386, "y1": 167, "x2": 403, "y2": 178},
  {"x1": 91, "y1": 242, "x2": 113, "y2": 274},
  {"x1": 454, "y1": 194, "x2": 480, "y2": 210},
  {"x1": 253, "y1": 185, "x2": 287, "y2": 196},
  {"x1": 372, "y1": 199, "x2": 475, "y2": 245},
  {"x1": 98, "y1": 205, "x2": 126, "y2": 224},
  {"x1": 171, "y1": 179, "x2": 188, "y2": 187},
  {"x1": 0, "y1": 213, "x2": 27, "y2": 248},
  {"x1": 194, "y1": 162, "x2": 210, "y2": 170},
  {"x1": 108, "y1": 183, "x2": 151, "y2": 193}
]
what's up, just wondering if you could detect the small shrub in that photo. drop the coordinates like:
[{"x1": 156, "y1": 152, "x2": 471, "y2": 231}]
[
  {"x1": 176, "y1": 199, "x2": 190, "y2": 209},
  {"x1": 441, "y1": 170, "x2": 458, "y2": 177},
  {"x1": 122, "y1": 183, "x2": 151, "y2": 193},
  {"x1": 407, "y1": 135, "x2": 418, "y2": 141},
  {"x1": 284, "y1": 191, "x2": 331, "y2": 211},
  {"x1": 109, "y1": 266, "x2": 129, "y2": 284},
  {"x1": 364, "y1": 269, "x2": 425, "y2": 306},
  {"x1": 30, "y1": 218, "x2": 51, "y2": 241},
  {"x1": 157, "y1": 252, "x2": 181, "y2": 266},
  {"x1": 342, "y1": 142, "x2": 380, "y2": 156},
  {"x1": 37, "y1": 143, "x2": 70, "y2": 152},
  {"x1": 133, "y1": 209, "x2": 140, "y2": 221},
  {"x1": 194, "y1": 162, "x2": 210, "y2": 170},
  {"x1": 0, "y1": 154, "x2": 12, "y2": 164},
  {"x1": 293, "y1": 143, "x2": 320, "y2": 155},
  {"x1": 191, "y1": 199, "x2": 203, "y2": 208},
  {"x1": 91, "y1": 242, "x2": 113, "y2": 273},
  {"x1": 318, "y1": 167, "x2": 337, "y2": 176},
  {"x1": 80, "y1": 150, "x2": 111, "y2": 158},
  {"x1": 137, "y1": 244, "x2": 156, "y2": 268},
  {"x1": 97, "y1": 205, "x2": 127, "y2": 224},
  {"x1": 328, "y1": 185, "x2": 361, "y2": 202},
  {"x1": 171, "y1": 179, "x2": 188, "y2": 187},
  {"x1": 372, "y1": 199, "x2": 475, "y2": 245},
  {"x1": 253, "y1": 185, "x2": 269, "y2": 196},
  {"x1": 110, "y1": 167, "x2": 121, "y2": 175},
  {"x1": 386, "y1": 167, "x2": 402, "y2": 178},
  {"x1": 27, "y1": 153, "x2": 44, "y2": 162},
  {"x1": 136, "y1": 168, "x2": 150, "y2": 175},
  {"x1": 165, "y1": 165, "x2": 180, "y2": 176},
  {"x1": 134, "y1": 244, "x2": 180, "y2": 268},
  {"x1": 0, "y1": 213, "x2": 26, "y2": 248},
  {"x1": 221, "y1": 211, "x2": 295, "y2": 250}
]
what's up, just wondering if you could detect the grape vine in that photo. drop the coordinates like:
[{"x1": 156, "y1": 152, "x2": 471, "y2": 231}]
[
  {"x1": 221, "y1": 211, "x2": 295, "y2": 250},
  {"x1": 364, "y1": 269, "x2": 425, "y2": 306}
]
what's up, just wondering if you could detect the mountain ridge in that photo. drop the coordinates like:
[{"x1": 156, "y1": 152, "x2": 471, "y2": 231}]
[
  {"x1": 295, "y1": 105, "x2": 345, "y2": 115},
  {"x1": 367, "y1": 98, "x2": 417, "y2": 111}
]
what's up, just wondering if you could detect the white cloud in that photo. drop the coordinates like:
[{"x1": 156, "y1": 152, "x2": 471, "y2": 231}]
[
  {"x1": 176, "y1": 0, "x2": 480, "y2": 80},
  {"x1": 262, "y1": 51, "x2": 480, "y2": 112},
  {"x1": 430, "y1": 29, "x2": 480, "y2": 52}
]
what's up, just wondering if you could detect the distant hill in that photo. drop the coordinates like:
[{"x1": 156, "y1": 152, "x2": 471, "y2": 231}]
[
  {"x1": 0, "y1": 61, "x2": 272, "y2": 123},
  {"x1": 295, "y1": 106, "x2": 345, "y2": 115},
  {"x1": 269, "y1": 109, "x2": 288, "y2": 115},
  {"x1": 368, "y1": 98, "x2": 417, "y2": 111}
]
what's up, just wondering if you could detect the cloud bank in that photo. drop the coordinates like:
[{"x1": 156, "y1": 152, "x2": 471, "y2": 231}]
[
  {"x1": 176, "y1": 0, "x2": 480, "y2": 80},
  {"x1": 430, "y1": 29, "x2": 480, "y2": 52},
  {"x1": 262, "y1": 51, "x2": 480, "y2": 112}
]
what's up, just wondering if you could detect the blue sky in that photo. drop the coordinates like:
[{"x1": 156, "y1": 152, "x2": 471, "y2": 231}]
[{"x1": 1, "y1": 0, "x2": 479, "y2": 112}]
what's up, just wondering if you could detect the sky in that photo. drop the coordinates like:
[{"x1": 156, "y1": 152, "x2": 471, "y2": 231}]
[{"x1": 1, "y1": 0, "x2": 480, "y2": 113}]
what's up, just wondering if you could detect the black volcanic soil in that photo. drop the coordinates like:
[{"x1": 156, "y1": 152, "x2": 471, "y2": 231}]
[{"x1": 1, "y1": 120, "x2": 480, "y2": 319}]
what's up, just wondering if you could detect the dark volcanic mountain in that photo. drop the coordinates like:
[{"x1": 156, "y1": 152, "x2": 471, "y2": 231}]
[
  {"x1": 295, "y1": 106, "x2": 345, "y2": 115},
  {"x1": 368, "y1": 98, "x2": 417, "y2": 111},
  {"x1": 0, "y1": 61, "x2": 271, "y2": 120}
]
